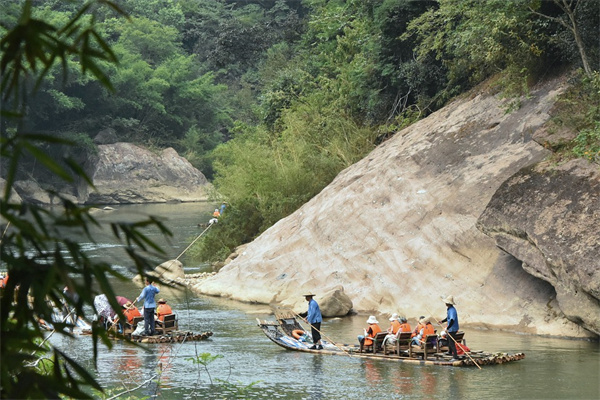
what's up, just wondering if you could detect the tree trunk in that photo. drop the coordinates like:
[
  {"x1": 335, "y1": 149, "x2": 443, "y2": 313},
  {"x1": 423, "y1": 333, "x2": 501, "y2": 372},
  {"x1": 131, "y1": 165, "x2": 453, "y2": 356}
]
[{"x1": 557, "y1": 0, "x2": 592, "y2": 76}]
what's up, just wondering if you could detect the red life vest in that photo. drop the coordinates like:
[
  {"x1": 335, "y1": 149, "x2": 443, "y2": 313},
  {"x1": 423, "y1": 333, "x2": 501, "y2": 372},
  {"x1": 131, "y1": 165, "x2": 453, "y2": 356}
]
[
  {"x1": 457, "y1": 342, "x2": 471, "y2": 355},
  {"x1": 399, "y1": 322, "x2": 412, "y2": 333},
  {"x1": 364, "y1": 323, "x2": 382, "y2": 346}
]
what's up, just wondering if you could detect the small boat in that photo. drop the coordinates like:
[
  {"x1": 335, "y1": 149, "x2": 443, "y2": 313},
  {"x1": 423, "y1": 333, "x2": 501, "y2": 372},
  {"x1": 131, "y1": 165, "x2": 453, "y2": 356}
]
[{"x1": 257, "y1": 311, "x2": 525, "y2": 367}]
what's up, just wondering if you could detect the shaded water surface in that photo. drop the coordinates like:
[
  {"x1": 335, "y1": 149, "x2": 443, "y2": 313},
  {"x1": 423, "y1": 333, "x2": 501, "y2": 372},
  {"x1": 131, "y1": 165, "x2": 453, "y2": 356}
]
[{"x1": 50, "y1": 203, "x2": 599, "y2": 399}]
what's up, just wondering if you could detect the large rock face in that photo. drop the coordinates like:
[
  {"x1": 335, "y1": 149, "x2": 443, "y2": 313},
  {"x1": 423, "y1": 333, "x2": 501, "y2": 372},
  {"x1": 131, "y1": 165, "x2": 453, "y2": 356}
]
[
  {"x1": 193, "y1": 76, "x2": 597, "y2": 338},
  {"x1": 477, "y1": 159, "x2": 600, "y2": 335},
  {"x1": 85, "y1": 143, "x2": 209, "y2": 204}
]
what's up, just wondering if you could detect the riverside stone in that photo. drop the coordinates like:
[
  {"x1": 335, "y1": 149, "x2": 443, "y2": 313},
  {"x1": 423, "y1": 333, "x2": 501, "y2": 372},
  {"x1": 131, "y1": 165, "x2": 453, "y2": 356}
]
[{"x1": 85, "y1": 143, "x2": 210, "y2": 204}]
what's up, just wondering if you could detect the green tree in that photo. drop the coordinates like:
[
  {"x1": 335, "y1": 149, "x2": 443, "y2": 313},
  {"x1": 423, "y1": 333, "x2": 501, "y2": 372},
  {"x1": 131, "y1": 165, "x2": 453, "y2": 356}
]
[{"x1": 1, "y1": 2, "x2": 174, "y2": 398}]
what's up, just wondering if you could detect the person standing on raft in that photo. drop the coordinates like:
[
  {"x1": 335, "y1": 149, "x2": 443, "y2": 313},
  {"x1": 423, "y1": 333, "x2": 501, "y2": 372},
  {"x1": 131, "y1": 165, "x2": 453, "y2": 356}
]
[
  {"x1": 303, "y1": 293, "x2": 323, "y2": 350},
  {"x1": 135, "y1": 278, "x2": 160, "y2": 336},
  {"x1": 440, "y1": 295, "x2": 460, "y2": 361}
]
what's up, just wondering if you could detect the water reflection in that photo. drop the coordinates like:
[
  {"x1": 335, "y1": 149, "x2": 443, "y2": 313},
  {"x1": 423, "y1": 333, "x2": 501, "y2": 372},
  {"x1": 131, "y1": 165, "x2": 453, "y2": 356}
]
[
  {"x1": 308, "y1": 355, "x2": 324, "y2": 399},
  {"x1": 387, "y1": 365, "x2": 415, "y2": 397},
  {"x1": 361, "y1": 359, "x2": 383, "y2": 386}
]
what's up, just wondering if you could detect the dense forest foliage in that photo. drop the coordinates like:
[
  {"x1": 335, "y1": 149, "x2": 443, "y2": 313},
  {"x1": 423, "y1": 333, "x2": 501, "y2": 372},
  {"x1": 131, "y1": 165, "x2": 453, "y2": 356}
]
[
  {"x1": 0, "y1": 1, "x2": 598, "y2": 398},
  {"x1": 2, "y1": 0, "x2": 598, "y2": 263}
]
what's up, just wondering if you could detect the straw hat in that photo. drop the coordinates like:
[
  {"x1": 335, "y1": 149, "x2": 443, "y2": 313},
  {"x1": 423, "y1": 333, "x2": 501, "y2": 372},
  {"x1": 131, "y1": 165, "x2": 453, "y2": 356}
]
[
  {"x1": 158, "y1": 298, "x2": 166, "y2": 304},
  {"x1": 303, "y1": 293, "x2": 316, "y2": 297},
  {"x1": 366, "y1": 315, "x2": 379, "y2": 324},
  {"x1": 389, "y1": 313, "x2": 399, "y2": 321},
  {"x1": 442, "y1": 295, "x2": 456, "y2": 305},
  {"x1": 420, "y1": 316, "x2": 430, "y2": 324},
  {"x1": 124, "y1": 301, "x2": 133, "y2": 309}
]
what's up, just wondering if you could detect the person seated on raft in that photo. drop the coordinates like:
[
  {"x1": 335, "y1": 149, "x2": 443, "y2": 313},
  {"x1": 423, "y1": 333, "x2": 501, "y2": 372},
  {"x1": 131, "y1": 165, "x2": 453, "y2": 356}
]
[
  {"x1": 115, "y1": 301, "x2": 142, "y2": 333},
  {"x1": 438, "y1": 329, "x2": 448, "y2": 348},
  {"x1": 155, "y1": 298, "x2": 173, "y2": 327},
  {"x1": 384, "y1": 313, "x2": 410, "y2": 345},
  {"x1": 398, "y1": 316, "x2": 411, "y2": 333},
  {"x1": 358, "y1": 315, "x2": 382, "y2": 351},
  {"x1": 411, "y1": 316, "x2": 435, "y2": 346},
  {"x1": 387, "y1": 313, "x2": 401, "y2": 335},
  {"x1": 411, "y1": 315, "x2": 425, "y2": 341}
]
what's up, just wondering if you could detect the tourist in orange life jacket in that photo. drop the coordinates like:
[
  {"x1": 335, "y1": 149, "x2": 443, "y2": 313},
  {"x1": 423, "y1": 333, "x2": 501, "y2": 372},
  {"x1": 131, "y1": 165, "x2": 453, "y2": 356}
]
[
  {"x1": 387, "y1": 313, "x2": 401, "y2": 334},
  {"x1": 398, "y1": 316, "x2": 411, "y2": 332},
  {"x1": 212, "y1": 208, "x2": 220, "y2": 217},
  {"x1": 115, "y1": 301, "x2": 141, "y2": 333},
  {"x1": 358, "y1": 315, "x2": 382, "y2": 349},
  {"x1": 411, "y1": 315, "x2": 425, "y2": 339},
  {"x1": 123, "y1": 302, "x2": 142, "y2": 323},
  {"x1": 411, "y1": 316, "x2": 435, "y2": 345},
  {"x1": 383, "y1": 313, "x2": 407, "y2": 346},
  {"x1": 155, "y1": 298, "x2": 173, "y2": 323}
]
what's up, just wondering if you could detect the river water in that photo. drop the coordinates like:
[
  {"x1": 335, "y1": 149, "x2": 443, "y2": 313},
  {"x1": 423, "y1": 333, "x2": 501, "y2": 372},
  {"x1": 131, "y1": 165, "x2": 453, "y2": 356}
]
[{"x1": 49, "y1": 203, "x2": 599, "y2": 399}]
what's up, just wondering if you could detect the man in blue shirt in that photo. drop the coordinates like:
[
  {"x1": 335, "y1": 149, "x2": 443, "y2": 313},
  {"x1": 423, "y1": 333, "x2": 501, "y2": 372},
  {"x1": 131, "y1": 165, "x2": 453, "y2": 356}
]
[
  {"x1": 441, "y1": 295, "x2": 460, "y2": 361},
  {"x1": 136, "y1": 278, "x2": 160, "y2": 336},
  {"x1": 303, "y1": 293, "x2": 323, "y2": 350}
]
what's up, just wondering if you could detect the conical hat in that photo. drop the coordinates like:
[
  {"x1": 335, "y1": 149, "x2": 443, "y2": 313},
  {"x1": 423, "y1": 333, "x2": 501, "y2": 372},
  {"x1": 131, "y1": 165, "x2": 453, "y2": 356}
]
[{"x1": 443, "y1": 295, "x2": 456, "y2": 305}]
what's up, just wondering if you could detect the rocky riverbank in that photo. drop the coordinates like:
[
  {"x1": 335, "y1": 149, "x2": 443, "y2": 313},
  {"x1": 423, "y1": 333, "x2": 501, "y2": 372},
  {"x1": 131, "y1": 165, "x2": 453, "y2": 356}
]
[{"x1": 189, "y1": 75, "x2": 599, "y2": 339}]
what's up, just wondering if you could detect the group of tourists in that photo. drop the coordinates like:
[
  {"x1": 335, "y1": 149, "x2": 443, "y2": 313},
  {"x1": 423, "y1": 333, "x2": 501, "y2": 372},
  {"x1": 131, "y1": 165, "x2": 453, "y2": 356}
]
[
  {"x1": 301, "y1": 293, "x2": 462, "y2": 361},
  {"x1": 94, "y1": 277, "x2": 174, "y2": 336},
  {"x1": 357, "y1": 295, "x2": 461, "y2": 359}
]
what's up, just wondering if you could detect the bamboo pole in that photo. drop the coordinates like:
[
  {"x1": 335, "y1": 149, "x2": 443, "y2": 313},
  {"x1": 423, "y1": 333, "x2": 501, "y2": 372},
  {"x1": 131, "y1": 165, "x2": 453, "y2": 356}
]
[
  {"x1": 424, "y1": 305, "x2": 482, "y2": 370},
  {"x1": 280, "y1": 307, "x2": 354, "y2": 358}
]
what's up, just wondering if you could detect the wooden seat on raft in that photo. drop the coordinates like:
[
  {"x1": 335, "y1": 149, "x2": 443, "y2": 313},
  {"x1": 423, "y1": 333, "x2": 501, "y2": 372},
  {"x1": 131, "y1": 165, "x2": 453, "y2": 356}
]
[
  {"x1": 360, "y1": 332, "x2": 387, "y2": 353},
  {"x1": 109, "y1": 315, "x2": 143, "y2": 336},
  {"x1": 437, "y1": 330, "x2": 465, "y2": 353},
  {"x1": 409, "y1": 334, "x2": 438, "y2": 359},
  {"x1": 383, "y1": 331, "x2": 412, "y2": 355},
  {"x1": 155, "y1": 313, "x2": 178, "y2": 335}
]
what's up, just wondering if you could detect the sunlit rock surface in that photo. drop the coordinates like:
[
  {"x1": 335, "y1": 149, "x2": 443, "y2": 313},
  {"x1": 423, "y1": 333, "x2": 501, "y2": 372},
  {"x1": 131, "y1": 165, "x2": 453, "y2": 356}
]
[{"x1": 192, "y1": 76, "x2": 597, "y2": 339}]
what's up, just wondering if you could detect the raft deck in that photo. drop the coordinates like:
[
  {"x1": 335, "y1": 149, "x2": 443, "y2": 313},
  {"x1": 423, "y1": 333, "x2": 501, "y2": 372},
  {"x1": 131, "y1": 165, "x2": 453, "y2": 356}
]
[{"x1": 130, "y1": 330, "x2": 213, "y2": 343}]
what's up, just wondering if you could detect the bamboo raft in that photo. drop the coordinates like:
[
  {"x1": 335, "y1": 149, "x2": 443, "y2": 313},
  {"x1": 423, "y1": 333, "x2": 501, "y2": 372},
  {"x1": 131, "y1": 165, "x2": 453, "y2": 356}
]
[
  {"x1": 257, "y1": 311, "x2": 525, "y2": 368},
  {"x1": 130, "y1": 330, "x2": 213, "y2": 343}
]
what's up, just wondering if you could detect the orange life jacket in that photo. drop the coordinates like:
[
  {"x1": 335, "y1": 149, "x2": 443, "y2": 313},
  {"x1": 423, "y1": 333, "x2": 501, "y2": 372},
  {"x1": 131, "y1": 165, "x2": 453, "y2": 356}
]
[
  {"x1": 399, "y1": 322, "x2": 412, "y2": 333},
  {"x1": 389, "y1": 320, "x2": 401, "y2": 334},
  {"x1": 411, "y1": 322, "x2": 424, "y2": 338},
  {"x1": 418, "y1": 323, "x2": 435, "y2": 344},
  {"x1": 364, "y1": 323, "x2": 382, "y2": 346},
  {"x1": 124, "y1": 307, "x2": 142, "y2": 324},
  {"x1": 156, "y1": 304, "x2": 173, "y2": 321}
]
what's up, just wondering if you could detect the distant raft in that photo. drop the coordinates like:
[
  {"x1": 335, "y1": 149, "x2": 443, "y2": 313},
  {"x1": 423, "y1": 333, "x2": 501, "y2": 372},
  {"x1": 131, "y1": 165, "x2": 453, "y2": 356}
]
[{"x1": 257, "y1": 311, "x2": 525, "y2": 368}]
